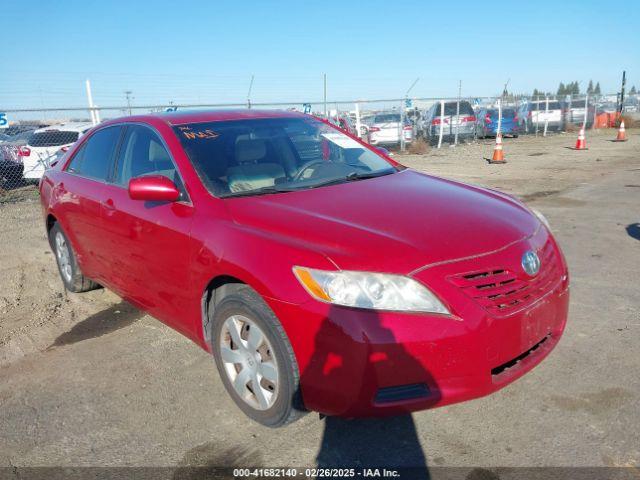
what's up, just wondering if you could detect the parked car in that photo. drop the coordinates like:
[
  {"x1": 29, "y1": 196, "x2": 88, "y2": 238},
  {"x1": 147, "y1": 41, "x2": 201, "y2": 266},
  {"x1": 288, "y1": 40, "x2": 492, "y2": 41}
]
[
  {"x1": 40, "y1": 110, "x2": 569, "y2": 427},
  {"x1": 422, "y1": 101, "x2": 476, "y2": 143},
  {"x1": 0, "y1": 129, "x2": 39, "y2": 187},
  {"x1": 0, "y1": 145, "x2": 24, "y2": 187},
  {"x1": 475, "y1": 107, "x2": 520, "y2": 138},
  {"x1": 518, "y1": 100, "x2": 563, "y2": 132},
  {"x1": 364, "y1": 112, "x2": 412, "y2": 146},
  {"x1": 0, "y1": 123, "x2": 47, "y2": 138},
  {"x1": 327, "y1": 112, "x2": 357, "y2": 137},
  {"x1": 622, "y1": 98, "x2": 639, "y2": 113},
  {"x1": 563, "y1": 98, "x2": 596, "y2": 128},
  {"x1": 21, "y1": 122, "x2": 93, "y2": 180}
]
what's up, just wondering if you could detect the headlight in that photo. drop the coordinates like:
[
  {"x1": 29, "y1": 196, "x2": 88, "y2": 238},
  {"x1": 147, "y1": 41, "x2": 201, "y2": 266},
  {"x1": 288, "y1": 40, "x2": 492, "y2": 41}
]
[
  {"x1": 531, "y1": 208, "x2": 551, "y2": 230},
  {"x1": 293, "y1": 267, "x2": 450, "y2": 314}
]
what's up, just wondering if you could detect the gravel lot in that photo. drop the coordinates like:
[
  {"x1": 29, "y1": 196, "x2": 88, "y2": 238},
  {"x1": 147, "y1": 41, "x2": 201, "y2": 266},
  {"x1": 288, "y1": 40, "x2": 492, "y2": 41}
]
[{"x1": 1, "y1": 129, "x2": 639, "y2": 475}]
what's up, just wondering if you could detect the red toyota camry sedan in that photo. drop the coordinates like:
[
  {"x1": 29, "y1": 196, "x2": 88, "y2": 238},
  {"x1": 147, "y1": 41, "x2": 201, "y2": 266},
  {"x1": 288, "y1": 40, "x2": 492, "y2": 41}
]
[{"x1": 40, "y1": 110, "x2": 569, "y2": 427}]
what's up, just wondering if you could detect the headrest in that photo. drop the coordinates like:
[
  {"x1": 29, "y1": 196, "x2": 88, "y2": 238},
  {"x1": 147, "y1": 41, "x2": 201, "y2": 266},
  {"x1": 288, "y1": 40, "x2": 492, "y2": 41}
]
[{"x1": 235, "y1": 138, "x2": 266, "y2": 163}]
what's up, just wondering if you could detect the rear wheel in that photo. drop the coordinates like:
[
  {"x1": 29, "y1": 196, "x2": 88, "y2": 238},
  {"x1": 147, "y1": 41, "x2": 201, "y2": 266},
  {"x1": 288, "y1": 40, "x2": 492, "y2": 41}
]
[
  {"x1": 211, "y1": 285, "x2": 305, "y2": 427},
  {"x1": 49, "y1": 223, "x2": 99, "y2": 293}
]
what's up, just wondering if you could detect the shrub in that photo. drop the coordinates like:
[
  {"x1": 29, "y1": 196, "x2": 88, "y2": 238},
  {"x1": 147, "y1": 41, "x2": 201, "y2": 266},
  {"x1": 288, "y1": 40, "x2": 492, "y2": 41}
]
[{"x1": 407, "y1": 137, "x2": 430, "y2": 155}]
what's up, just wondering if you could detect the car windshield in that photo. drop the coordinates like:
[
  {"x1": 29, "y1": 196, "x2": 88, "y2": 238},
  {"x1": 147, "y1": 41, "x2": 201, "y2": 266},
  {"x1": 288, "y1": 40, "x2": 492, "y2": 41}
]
[{"x1": 173, "y1": 117, "x2": 397, "y2": 198}]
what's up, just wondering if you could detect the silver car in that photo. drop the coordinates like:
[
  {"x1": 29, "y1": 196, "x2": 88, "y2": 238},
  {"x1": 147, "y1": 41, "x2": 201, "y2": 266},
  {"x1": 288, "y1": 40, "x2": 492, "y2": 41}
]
[{"x1": 422, "y1": 101, "x2": 476, "y2": 144}]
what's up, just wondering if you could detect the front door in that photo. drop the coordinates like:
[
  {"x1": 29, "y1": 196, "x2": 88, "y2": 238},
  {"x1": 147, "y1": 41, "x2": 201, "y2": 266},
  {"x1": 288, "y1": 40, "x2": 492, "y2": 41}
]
[{"x1": 99, "y1": 124, "x2": 195, "y2": 336}]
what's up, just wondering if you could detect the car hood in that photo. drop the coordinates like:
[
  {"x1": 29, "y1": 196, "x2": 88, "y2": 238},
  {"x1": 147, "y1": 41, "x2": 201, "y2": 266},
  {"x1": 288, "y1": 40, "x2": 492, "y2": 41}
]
[{"x1": 225, "y1": 169, "x2": 540, "y2": 274}]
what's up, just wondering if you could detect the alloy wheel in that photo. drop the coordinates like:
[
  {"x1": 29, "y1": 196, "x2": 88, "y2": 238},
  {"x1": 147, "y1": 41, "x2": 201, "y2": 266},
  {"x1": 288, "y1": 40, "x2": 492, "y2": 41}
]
[
  {"x1": 219, "y1": 314, "x2": 279, "y2": 410},
  {"x1": 55, "y1": 232, "x2": 73, "y2": 283}
]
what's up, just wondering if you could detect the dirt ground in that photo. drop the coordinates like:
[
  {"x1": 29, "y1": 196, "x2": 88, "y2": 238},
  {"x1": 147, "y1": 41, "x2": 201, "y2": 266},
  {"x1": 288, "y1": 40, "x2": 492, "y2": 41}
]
[{"x1": 1, "y1": 128, "x2": 639, "y2": 473}]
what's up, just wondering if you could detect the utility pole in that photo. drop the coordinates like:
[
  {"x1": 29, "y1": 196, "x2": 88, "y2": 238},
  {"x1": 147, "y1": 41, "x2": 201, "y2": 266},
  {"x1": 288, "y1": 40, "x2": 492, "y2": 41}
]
[
  {"x1": 124, "y1": 90, "x2": 133, "y2": 115},
  {"x1": 247, "y1": 74, "x2": 254, "y2": 109},
  {"x1": 502, "y1": 78, "x2": 510, "y2": 99},
  {"x1": 618, "y1": 71, "x2": 626, "y2": 114}
]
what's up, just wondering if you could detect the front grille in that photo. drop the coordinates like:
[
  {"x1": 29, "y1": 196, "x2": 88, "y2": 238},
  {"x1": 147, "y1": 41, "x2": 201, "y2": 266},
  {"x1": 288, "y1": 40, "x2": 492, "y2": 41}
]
[{"x1": 448, "y1": 240, "x2": 561, "y2": 316}]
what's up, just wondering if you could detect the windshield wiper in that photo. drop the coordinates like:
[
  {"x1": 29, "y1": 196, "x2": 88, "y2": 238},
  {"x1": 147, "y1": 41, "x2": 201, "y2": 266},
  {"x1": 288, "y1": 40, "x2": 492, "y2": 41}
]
[
  {"x1": 344, "y1": 170, "x2": 395, "y2": 181},
  {"x1": 292, "y1": 169, "x2": 396, "y2": 190},
  {"x1": 220, "y1": 185, "x2": 298, "y2": 198}
]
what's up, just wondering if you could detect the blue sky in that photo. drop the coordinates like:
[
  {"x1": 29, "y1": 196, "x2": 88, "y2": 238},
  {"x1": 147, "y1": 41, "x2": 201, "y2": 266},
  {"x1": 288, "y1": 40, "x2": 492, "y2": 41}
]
[{"x1": 1, "y1": 0, "x2": 638, "y2": 110}]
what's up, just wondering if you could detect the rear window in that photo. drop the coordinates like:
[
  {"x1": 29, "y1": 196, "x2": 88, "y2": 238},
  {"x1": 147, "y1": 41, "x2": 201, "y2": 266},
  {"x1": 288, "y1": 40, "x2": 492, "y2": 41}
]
[
  {"x1": 488, "y1": 108, "x2": 516, "y2": 118},
  {"x1": 530, "y1": 102, "x2": 561, "y2": 111},
  {"x1": 436, "y1": 102, "x2": 475, "y2": 116},
  {"x1": 569, "y1": 99, "x2": 589, "y2": 107},
  {"x1": 28, "y1": 131, "x2": 79, "y2": 147},
  {"x1": 373, "y1": 114, "x2": 401, "y2": 123}
]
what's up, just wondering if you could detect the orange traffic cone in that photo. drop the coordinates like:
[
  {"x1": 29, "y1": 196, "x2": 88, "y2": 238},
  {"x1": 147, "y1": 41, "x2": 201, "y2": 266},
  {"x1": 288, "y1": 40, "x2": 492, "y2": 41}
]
[
  {"x1": 613, "y1": 121, "x2": 627, "y2": 142},
  {"x1": 488, "y1": 133, "x2": 506, "y2": 164},
  {"x1": 573, "y1": 127, "x2": 587, "y2": 150}
]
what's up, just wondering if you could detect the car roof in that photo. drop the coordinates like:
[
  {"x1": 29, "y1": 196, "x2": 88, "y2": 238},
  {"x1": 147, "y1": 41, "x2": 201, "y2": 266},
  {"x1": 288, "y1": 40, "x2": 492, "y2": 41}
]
[
  {"x1": 34, "y1": 122, "x2": 94, "y2": 133},
  {"x1": 103, "y1": 109, "x2": 308, "y2": 127}
]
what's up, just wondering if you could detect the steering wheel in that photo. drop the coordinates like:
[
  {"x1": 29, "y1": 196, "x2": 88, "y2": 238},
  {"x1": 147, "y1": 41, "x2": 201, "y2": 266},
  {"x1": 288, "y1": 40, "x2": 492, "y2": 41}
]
[{"x1": 293, "y1": 160, "x2": 327, "y2": 181}]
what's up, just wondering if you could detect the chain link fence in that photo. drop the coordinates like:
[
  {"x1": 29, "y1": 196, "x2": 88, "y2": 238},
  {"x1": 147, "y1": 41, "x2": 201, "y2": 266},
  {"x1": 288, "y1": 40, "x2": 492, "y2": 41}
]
[{"x1": 1, "y1": 93, "x2": 638, "y2": 204}]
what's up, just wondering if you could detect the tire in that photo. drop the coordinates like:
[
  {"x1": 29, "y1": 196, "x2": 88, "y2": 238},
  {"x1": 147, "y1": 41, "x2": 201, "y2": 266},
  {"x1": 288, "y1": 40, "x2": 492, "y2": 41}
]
[
  {"x1": 49, "y1": 223, "x2": 100, "y2": 293},
  {"x1": 211, "y1": 285, "x2": 305, "y2": 427}
]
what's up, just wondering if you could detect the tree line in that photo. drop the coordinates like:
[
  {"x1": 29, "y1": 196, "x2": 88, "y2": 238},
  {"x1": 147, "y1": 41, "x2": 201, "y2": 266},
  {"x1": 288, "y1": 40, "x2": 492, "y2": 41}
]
[{"x1": 530, "y1": 81, "x2": 637, "y2": 98}]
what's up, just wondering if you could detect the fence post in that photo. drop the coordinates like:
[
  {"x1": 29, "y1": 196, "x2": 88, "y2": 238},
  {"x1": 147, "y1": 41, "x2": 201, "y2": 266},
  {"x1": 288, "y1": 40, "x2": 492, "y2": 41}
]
[
  {"x1": 323, "y1": 74, "x2": 327, "y2": 118},
  {"x1": 543, "y1": 96, "x2": 549, "y2": 137},
  {"x1": 582, "y1": 93, "x2": 589, "y2": 131},
  {"x1": 497, "y1": 98, "x2": 502, "y2": 136},
  {"x1": 400, "y1": 100, "x2": 406, "y2": 152},
  {"x1": 437, "y1": 100, "x2": 445, "y2": 149},
  {"x1": 85, "y1": 79, "x2": 97, "y2": 126},
  {"x1": 454, "y1": 80, "x2": 461, "y2": 146}
]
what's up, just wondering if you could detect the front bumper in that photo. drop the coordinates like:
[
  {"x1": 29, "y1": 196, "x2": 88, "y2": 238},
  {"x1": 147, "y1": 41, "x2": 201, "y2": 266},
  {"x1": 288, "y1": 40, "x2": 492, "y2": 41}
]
[{"x1": 266, "y1": 228, "x2": 569, "y2": 417}]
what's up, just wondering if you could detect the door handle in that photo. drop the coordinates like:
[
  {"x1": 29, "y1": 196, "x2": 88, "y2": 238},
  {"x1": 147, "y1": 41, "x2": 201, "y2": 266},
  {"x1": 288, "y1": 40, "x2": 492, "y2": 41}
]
[{"x1": 102, "y1": 199, "x2": 116, "y2": 215}]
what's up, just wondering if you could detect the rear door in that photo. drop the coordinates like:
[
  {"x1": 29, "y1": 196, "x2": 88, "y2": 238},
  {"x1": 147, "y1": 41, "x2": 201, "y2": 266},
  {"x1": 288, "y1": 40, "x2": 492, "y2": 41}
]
[
  {"x1": 56, "y1": 126, "x2": 123, "y2": 279},
  {"x1": 99, "y1": 124, "x2": 195, "y2": 335}
]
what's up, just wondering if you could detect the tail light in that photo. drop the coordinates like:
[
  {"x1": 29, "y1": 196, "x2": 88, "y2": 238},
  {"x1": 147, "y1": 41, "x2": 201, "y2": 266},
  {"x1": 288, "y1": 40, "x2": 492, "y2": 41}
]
[
  {"x1": 484, "y1": 114, "x2": 491, "y2": 124},
  {"x1": 527, "y1": 111, "x2": 532, "y2": 117},
  {"x1": 462, "y1": 116, "x2": 476, "y2": 123},
  {"x1": 369, "y1": 126, "x2": 381, "y2": 132},
  {"x1": 18, "y1": 146, "x2": 31, "y2": 157},
  {"x1": 403, "y1": 125, "x2": 412, "y2": 131}
]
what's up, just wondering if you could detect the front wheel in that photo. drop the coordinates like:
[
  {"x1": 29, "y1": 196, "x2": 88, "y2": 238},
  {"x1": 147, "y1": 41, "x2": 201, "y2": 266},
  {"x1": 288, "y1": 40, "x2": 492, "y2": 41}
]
[
  {"x1": 49, "y1": 223, "x2": 100, "y2": 293},
  {"x1": 211, "y1": 285, "x2": 305, "y2": 427}
]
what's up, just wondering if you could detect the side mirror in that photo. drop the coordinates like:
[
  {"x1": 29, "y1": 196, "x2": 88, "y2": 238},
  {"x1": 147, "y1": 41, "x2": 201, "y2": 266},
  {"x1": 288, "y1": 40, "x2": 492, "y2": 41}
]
[{"x1": 128, "y1": 175, "x2": 180, "y2": 202}]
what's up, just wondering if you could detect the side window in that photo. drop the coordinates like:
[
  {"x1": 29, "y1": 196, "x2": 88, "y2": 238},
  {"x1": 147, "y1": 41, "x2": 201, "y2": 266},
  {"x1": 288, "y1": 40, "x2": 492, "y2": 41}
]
[
  {"x1": 66, "y1": 126, "x2": 122, "y2": 181},
  {"x1": 115, "y1": 125, "x2": 184, "y2": 192},
  {"x1": 67, "y1": 144, "x2": 86, "y2": 174}
]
